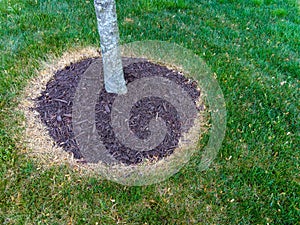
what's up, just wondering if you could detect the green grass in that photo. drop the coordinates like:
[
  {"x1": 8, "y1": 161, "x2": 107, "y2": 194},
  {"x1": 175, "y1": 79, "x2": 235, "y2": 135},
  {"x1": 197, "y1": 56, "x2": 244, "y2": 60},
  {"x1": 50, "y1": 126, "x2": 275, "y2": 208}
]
[{"x1": 1, "y1": 0, "x2": 299, "y2": 224}]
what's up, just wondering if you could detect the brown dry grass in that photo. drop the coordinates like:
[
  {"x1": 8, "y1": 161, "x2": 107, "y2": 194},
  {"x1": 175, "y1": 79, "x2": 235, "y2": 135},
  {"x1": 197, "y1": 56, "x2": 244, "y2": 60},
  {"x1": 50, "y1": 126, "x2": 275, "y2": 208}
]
[{"x1": 18, "y1": 46, "x2": 208, "y2": 186}]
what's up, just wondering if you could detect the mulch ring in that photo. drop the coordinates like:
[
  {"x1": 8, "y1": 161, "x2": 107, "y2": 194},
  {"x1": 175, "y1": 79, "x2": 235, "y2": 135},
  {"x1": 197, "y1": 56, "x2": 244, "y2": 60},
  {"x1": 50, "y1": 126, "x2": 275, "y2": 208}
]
[{"x1": 34, "y1": 57, "x2": 202, "y2": 165}]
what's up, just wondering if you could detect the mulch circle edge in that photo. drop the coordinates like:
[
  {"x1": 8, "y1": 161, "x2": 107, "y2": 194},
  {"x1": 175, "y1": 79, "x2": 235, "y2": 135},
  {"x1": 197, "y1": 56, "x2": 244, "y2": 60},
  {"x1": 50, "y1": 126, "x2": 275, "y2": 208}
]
[{"x1": 18, "y1": 46, "x2": 209, "y2": 185}]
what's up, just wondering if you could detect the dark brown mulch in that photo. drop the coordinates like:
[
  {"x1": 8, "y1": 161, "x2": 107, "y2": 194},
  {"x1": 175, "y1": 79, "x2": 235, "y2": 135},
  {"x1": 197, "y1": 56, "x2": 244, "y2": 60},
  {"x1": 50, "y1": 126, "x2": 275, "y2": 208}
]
[{"x1": 35, "y1": 58, "x2": 200, "y2": 165}]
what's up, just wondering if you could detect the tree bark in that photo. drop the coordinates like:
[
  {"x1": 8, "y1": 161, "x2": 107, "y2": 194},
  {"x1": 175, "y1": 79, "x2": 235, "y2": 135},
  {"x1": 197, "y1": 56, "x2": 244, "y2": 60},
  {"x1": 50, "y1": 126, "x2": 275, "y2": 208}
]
[{"x1": 94, "y1": 0, "x2": 127, "y2": 94}]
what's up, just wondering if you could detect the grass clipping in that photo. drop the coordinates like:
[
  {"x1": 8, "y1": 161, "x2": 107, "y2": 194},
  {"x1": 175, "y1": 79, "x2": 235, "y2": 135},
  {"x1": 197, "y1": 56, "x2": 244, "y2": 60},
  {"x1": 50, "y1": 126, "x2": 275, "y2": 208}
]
[{"x1": 18, "y1": 46, "x2": 208, "y2": 186}]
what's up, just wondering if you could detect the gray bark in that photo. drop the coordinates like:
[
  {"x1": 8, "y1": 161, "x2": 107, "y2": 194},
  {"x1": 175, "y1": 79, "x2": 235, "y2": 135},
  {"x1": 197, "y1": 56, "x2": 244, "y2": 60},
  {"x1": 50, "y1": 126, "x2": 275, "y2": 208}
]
[{"x1": 94, "y1": 0, "x2": 127, "y2": 94}]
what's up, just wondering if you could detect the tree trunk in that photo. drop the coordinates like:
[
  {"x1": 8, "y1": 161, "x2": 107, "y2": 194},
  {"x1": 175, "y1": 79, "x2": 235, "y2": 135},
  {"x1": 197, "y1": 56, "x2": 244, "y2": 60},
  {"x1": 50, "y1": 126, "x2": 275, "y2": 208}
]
[{"x1": 94, "y1": 0, "x2": 127, "y2": 94}]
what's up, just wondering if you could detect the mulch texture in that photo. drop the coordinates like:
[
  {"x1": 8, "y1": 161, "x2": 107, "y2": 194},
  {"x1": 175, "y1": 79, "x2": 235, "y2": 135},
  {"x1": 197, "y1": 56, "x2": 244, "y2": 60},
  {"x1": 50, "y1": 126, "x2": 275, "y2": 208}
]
[{"x1": 35, "y1": 57, "x2": 200, "y2": 165}]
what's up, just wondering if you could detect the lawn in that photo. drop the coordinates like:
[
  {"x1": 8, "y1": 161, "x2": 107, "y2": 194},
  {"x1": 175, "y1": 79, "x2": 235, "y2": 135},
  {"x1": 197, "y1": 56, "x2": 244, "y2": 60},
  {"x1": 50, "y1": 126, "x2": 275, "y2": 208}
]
[{"x1": 0, "y1": 0, "x2": 299, "y2": 224}]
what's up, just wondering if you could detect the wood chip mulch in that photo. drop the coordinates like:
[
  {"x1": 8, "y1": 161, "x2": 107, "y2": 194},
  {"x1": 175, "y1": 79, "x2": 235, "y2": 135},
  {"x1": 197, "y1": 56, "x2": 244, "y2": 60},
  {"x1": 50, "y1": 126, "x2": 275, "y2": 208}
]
[{"x1": 34, "y1": 58, "x2": 200, "y2": 165}]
